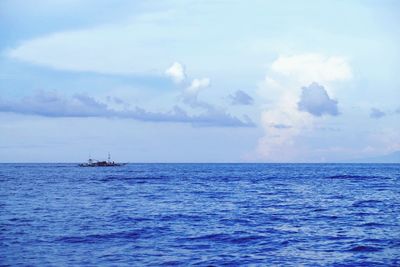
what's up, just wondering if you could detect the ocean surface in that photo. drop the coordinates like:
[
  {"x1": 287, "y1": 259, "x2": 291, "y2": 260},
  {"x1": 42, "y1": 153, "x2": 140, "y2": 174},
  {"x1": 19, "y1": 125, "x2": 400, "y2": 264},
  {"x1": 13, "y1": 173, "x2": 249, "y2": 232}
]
[{"x1": 1, "y1": 163, "x2": 399, "y2": 266}]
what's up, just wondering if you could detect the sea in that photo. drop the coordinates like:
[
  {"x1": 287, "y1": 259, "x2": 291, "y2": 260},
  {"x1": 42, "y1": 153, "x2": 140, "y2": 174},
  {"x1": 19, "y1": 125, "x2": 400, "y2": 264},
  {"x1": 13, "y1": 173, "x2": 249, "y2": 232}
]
[{"x1": 0, "y1": 163, "x2": 399, "y2": 266}]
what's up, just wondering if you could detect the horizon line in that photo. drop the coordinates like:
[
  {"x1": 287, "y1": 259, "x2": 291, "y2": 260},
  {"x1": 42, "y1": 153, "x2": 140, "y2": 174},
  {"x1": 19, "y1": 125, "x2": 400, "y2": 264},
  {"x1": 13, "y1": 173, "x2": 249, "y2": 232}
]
[{"x1": 0, "y1": 162, "x2": 398, "y2": 164}]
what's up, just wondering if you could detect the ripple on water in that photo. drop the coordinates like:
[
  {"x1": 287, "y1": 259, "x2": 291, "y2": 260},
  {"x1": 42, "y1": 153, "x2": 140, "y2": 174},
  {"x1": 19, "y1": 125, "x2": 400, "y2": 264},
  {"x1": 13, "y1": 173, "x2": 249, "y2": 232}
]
[
  {"x1": 57, "y1": 231, "x2": 142, "y2": 243},
  {"x1": 0, "y1": 163, "x2": 399, "y2": 266},
  {"x1": 348, "y1": 245, "x2": 383, "y2": 252},
  {"x1": 326, "y1": 174, "x2": 387, "y2": 180},
  {"x1": 352, "y1": 199, "x2": 384, "y2": 207}
]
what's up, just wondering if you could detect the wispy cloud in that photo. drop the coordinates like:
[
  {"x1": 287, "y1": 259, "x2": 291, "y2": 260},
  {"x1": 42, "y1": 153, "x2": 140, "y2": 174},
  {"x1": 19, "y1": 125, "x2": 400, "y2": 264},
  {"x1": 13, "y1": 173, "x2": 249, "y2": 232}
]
[{"x1": 0, "y1": 91, "x2": 254, "y2": 127}]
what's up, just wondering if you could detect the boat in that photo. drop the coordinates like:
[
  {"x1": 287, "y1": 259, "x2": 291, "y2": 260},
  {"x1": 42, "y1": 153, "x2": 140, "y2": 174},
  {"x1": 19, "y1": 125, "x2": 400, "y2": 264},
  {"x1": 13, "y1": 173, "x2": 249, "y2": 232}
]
[{"x1": 79, "y1": 153, "x2": 125, "y2": 167}]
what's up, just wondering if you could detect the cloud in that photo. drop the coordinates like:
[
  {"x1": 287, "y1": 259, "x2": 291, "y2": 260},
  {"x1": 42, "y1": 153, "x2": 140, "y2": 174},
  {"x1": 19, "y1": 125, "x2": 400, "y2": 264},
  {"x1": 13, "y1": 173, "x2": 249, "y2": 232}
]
[
  {"x1": 251, "y1": 53, "x2": 352, "y2": 161},
  {"x1": 182, "y1": 77, "x2": 211, "y2": 108},
  {"x1": 271, "y1": 123, "x2": 292, "y2": 129},
  {"x1": 270, "y1": 54, "x2": 352, "y2": 84},
  {"x1": 0, "y1": 91, "x2": 111, "y2": 117},
  {"x1": 165, "y1": 62, "x2": 186, "y2": 83},
  {"x1": 163, "y1": 63, "x2": 255, "y2": 128},
  {"x1": 0, "y1": 91, "x2": 254, "y2": 127},
  {"x1": 106, "y1": 96, "x2": 127, "y2": 105},
  {"x1": 186, "y1": 78, "x2": 210, "y2": 95},
  {"x1": 370, "y1": 108, "x2": 386, "y2": 119},
  {"x1": 297, "y1": 82, "x2": 339, "y2": 117},
  {"x1": 230, "y1": 90, "x2": 254, "y2": 105}
]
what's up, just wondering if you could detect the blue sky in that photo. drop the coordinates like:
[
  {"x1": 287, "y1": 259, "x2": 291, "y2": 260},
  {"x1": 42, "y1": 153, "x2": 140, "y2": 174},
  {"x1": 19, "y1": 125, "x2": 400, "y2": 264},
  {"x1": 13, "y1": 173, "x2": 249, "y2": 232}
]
[{"x1": 0, "y1": 0, "x2": 399, "y2": 162}]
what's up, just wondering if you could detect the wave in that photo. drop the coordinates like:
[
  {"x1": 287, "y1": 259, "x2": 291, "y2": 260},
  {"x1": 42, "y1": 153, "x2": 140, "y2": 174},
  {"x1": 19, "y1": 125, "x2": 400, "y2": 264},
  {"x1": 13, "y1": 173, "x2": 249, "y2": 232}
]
[
  {"x1": 179, "y1": 233, "x2": 266, "y2": 244},
  {"x1": 348, "y1": 245, "x2": 382, "y2": 252},
  {"x1": 100, "y1": 175, "x2": 169, "y2": 182},
  {"x1": 352, "y1": 199, "x2": 384, "y2": 207},
  {"x1": 2, "y1": 163, "x2": 398, "y2": 266},
  {"x1": 159, "y1": 214, "x2": 204, "y2": 222},
  {"x1": 57, "y1": 230, "x2": 141, "y2": 243},
  {"x1": 326, "y1": 174, "x2": 386, "y2": 179},
  {"x1": 360, "y1": 222, "x2": 386, "y2": 227}
]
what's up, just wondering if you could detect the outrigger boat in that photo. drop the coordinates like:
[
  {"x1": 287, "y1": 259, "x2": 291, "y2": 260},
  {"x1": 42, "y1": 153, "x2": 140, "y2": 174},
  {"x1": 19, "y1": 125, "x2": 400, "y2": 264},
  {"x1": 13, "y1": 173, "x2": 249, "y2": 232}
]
[{"x1": 79, "y1": 153, "x2": 125, "y2": 167}]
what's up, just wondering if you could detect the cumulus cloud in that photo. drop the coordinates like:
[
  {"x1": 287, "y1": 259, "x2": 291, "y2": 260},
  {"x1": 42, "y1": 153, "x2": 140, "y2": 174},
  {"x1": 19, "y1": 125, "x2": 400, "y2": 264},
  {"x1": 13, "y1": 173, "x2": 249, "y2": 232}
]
[
  {"x1": 270, "y1": 54, "x2": 352, "y2": 84},
  {"x1": 182, "y1": 78, "x2": 211, "y2": 108},
  {"x1": 0, "y1": 91, "x2": 254, "y2": 127},
  {"x1": 168, "y1": 63, "x2": 255, "y2": 127},
  {"x1": 165, "y1": 62, "x2": 211, "y2": 108},
  {"x1": 165, "y1": 62, "x2": 186, "y2": 83},
  {"x1": 370, "y1": 108, "x2": 386, "y2": 119},
  {"x1": 297, "y1": 82, "x2": 339, "y2": 117},
  {"x1": 186, "y1": 78, "x2": 210, "y2": 95},
  {"x1": 164, "y1": 63, "x2": 255, "y2": 127},
  {"x1": 252, "y1": 53, "x2": 352, "y2": 161},
  {"x1": 229, "y1": 90, "x2": 254, "y2": 105}
]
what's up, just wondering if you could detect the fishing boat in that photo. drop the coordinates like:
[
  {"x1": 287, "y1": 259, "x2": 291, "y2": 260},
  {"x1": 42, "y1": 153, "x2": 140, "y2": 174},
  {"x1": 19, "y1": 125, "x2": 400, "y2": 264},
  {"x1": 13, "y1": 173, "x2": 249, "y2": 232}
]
[{"x1": 79, "y1": 153, "x2": 125, "y2": 167}]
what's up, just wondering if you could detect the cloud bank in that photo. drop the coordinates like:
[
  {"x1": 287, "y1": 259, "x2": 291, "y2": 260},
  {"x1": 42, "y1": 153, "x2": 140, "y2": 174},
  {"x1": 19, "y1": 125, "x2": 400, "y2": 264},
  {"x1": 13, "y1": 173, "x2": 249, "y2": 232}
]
[{"x1": 0, "y1": 91, "x2": 254, "y2": 128}]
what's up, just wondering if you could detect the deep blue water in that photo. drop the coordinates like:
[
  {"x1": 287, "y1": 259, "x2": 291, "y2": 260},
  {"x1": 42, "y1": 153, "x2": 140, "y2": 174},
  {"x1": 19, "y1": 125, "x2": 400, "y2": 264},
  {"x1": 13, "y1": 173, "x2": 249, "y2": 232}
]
[{"x1": 1, "y1": 163, "x2": 399, "y2": 266}]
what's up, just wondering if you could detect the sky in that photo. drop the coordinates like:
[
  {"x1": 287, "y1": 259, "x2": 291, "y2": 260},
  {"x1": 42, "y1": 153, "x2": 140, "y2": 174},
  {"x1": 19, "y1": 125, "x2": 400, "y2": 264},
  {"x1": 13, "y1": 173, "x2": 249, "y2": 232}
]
[{"x1": 0, "y1": 0, "x2": 399, "y2": 163}]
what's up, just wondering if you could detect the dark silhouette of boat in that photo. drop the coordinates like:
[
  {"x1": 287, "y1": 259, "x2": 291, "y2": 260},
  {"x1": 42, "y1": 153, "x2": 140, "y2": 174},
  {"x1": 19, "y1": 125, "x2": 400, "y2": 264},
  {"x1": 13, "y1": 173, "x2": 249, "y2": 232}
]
[{"x1": 79, "y1": 153, "x2": 125, "y2": 167}]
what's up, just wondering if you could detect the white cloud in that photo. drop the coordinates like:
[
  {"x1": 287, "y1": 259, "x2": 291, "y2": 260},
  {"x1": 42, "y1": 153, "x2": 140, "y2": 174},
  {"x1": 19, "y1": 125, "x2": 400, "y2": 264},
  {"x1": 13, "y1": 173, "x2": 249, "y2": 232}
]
[
  {"x1": 181, "y1": 77, "x2": 211, "y2": 109},
  {"x1": 165, "y1": 62, "x2": 186, "y2": 83},
  {"x1": 6, "y1": 5, "x2": 237, "y2": 76},
  {"x1": 4, "y1": 2, "x2": 285, "y2": 78},
  {"x1": 6, "y1": 13, "x2": 179, "y2": 75},
  {"x1": 270, "y1": 53, "x2": 352, "y2": 85},
  {"x1": 186, "y1": 78, "x2": 210, "y2": 95},
  {"x1": 253, "y1": 53, "x2": 352, "y2": 162}
]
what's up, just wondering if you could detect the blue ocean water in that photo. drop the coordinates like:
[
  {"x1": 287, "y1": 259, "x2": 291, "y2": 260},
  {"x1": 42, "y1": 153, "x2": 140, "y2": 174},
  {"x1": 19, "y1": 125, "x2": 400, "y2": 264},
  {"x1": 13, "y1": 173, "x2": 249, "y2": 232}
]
[{"x1": 0, "y1": 163, "x2": 399, "y2": 266}]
